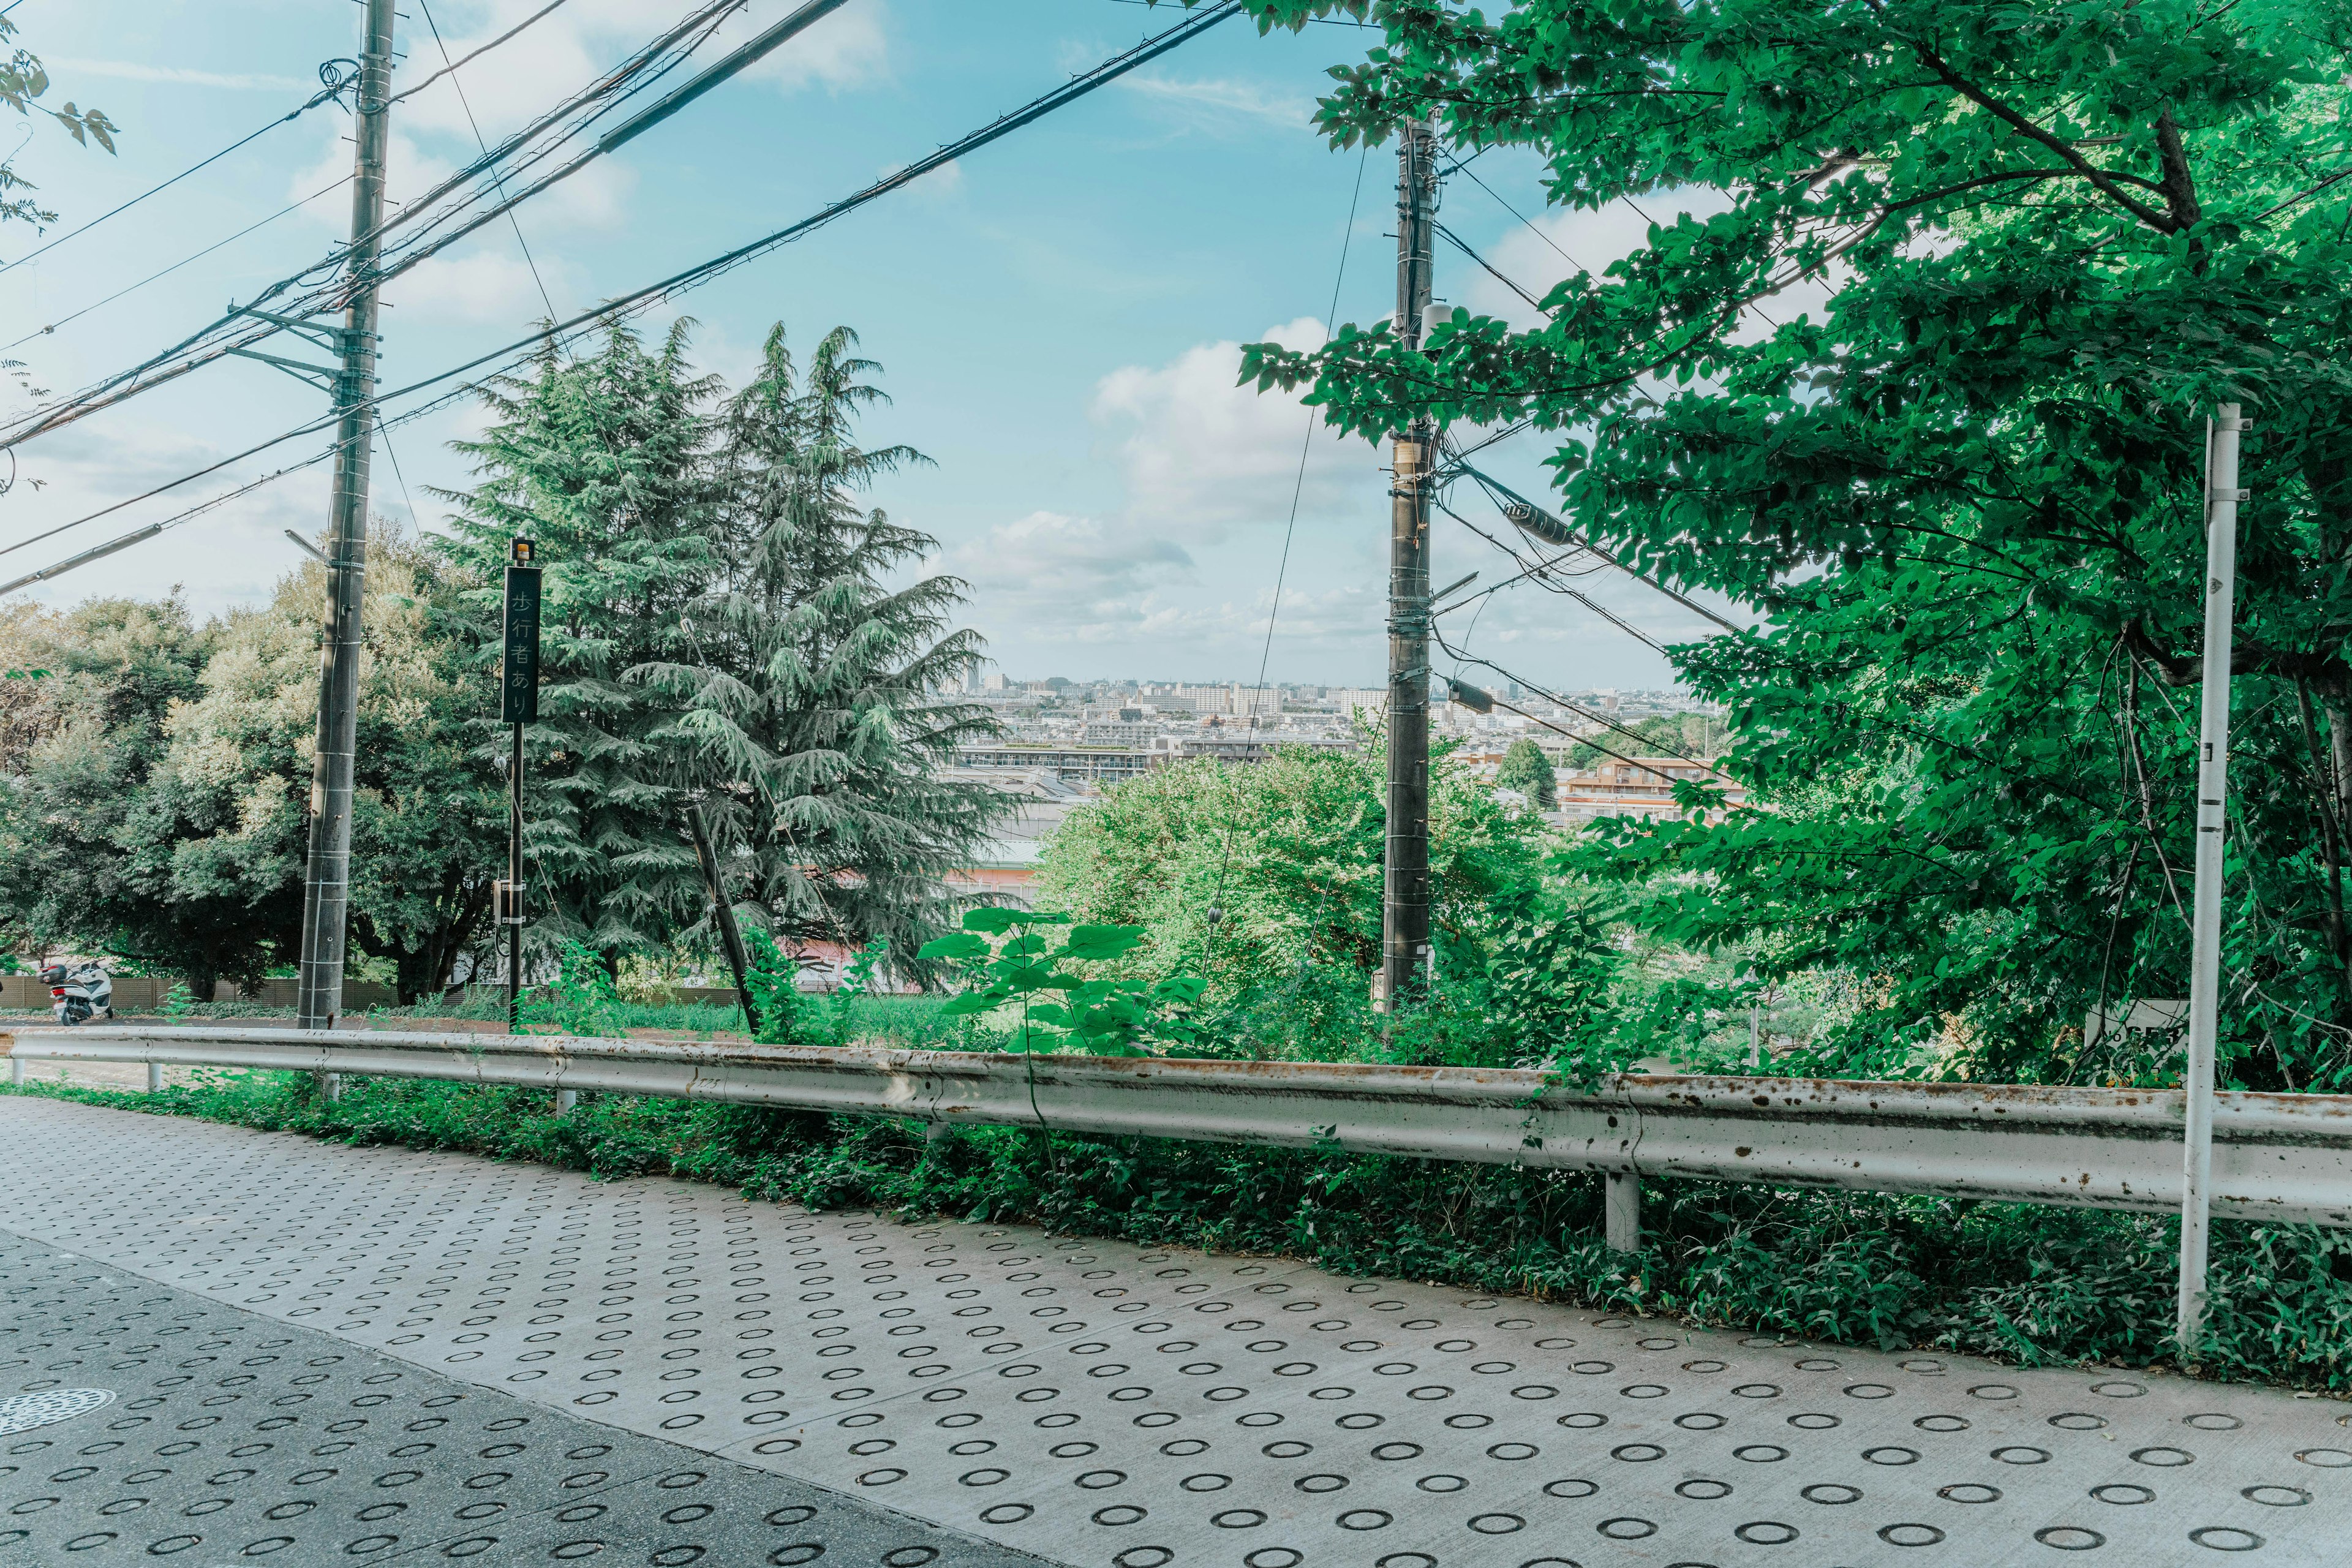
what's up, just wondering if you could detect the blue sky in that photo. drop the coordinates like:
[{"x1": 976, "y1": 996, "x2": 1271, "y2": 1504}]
[{"x1": 0, "y1": 0, "x2": 1702, "y2": 688}]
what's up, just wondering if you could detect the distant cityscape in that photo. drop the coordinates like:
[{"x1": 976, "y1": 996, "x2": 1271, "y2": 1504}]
[{"x1": 940, "y1": 677, "x2": 1741, "y2": 900}]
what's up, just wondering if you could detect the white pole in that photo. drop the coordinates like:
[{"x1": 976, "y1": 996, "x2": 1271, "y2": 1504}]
[{"x1": 2177, "y1": 402, "x2": 2245, "y2": 1353}]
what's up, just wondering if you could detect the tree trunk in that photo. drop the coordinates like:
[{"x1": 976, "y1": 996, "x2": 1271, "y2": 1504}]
[{"x1": 686, "y1": 799, "x2": 762, "y2": 1035}]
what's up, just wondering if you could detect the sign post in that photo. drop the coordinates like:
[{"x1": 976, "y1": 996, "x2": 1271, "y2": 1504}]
[{"x1": 499, "y1": 538, "x2": 541, "y2": 1033}]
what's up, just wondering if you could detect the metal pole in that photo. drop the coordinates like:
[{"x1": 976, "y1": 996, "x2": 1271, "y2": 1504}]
[
  {"x1": 295, "y1": 0, "x2": 395, "y2": 1033},
  {"x1": 1379, "y1": 118, "x2": 1438, "y2": 1012},
  {"x1": 508, "y1": 721, "x2": 524, "y2": 1032},
  {"x1": 2177, "y1": 401, "x2": 2246, "y2": 1354}
]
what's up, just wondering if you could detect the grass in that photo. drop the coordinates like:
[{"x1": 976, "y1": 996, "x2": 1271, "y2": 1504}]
[
  {"x1": 1, "y1": 989, "x2": 986, "y2": 1044},
  {"x1": 10, "y1": 1066, "x2": 2352, "y2": 1393}
]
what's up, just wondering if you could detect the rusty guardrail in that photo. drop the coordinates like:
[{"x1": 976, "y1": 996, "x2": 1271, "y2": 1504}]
[{"x1": 9, "y1": 1025, "x2": 2352, "y2": 1248}]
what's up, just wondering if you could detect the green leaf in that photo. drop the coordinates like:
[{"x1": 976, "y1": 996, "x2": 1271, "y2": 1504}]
[
  {"x1": 1062, "y1": 924, "x2": 1145, "y2": 961},
  {"x1": 917, "y1": 933, "x2": 989, "y2": 962}
]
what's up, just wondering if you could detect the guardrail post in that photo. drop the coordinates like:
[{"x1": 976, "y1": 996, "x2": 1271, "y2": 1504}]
[
  {"x1": 555, "y1": 1088, "x2": 576, "y2": 1116},
  {"x1": 319, "y1": 1072, "x2": 342, "y2": 1104},
  {"x1": 1605, "y1": 1172, "x2": 1641, "y2": 1251},
  {"x1": 9, "y1": 1054, "x2": 21, "y2": 1088},
  {"x1": 145, "y1": 1063, "x2": 161, "y2": 1093}
]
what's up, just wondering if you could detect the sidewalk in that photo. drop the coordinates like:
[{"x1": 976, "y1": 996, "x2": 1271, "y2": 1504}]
[{"x1": 2, "y1": 1095, "x2": 2343, "y2": 1566}]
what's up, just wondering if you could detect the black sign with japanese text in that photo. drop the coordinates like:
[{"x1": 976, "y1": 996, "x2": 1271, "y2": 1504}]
[{"x1": 500, "y1": 564, "x2": 541, "y2": 723}]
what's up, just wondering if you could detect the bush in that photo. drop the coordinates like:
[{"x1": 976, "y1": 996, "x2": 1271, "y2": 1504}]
[{"x1": 15, "y1": 1068, "x2": 2351, "y2": 1389}]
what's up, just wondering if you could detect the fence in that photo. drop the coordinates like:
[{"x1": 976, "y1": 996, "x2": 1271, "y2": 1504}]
[{"x1": 9, "y1": 1024, "x2": 2352, "y2": 1251}]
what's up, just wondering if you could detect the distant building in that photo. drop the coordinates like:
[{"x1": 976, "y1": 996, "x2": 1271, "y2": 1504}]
[
  {"x1": 1146, "y1": 733, "x2": 1355, "y2": 766},
  {"x1": 1556, "y1": 755, "x2": 1747, "y2": 823},
  {"x1": 955, "y1": 744, "x2": 1151, "y2": 783}
]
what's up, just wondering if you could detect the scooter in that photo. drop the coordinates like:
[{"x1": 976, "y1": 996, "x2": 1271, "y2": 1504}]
[{"x1": 40, "y1": 962, "x2": 112, "y2": 1025}]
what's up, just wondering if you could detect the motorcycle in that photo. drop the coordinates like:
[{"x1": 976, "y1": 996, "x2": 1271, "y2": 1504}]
[{"x1": 41, "y1": 962, "x2": 112, "y2": 1025}]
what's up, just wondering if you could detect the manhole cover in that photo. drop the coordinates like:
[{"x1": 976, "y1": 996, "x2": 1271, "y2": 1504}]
[{"x1": 0, "y1": 1387, "x2": 113, "y2": 1434}]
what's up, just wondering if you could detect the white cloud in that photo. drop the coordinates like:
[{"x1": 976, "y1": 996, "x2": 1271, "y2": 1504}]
[
  {"x1": 383, "y1": 249, "x2": 565, "y2": 324},
  {"x1": 1091, "y1": 317, "x2": 1379, "y2": 535},
  {"x1": 1458, "y1": 187, "x2": 1838, "y2": 340},
  {"x1": 1120, "y1": 74, "x2": 1316, "y2": 131},
  {"x1": 46, "y1": 58, "x2": 311, "y2": 91},
  {"x1": 730, "y1": 1, "x2": 889, "y2": 93},
  {"x1": 948, "y1": 510, "x2": 1195, "y2": 643}
]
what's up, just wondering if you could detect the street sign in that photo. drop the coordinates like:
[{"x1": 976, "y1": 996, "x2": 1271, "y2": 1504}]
[{"x1": 500, "y1": 540, "x2": 541, "y2": 724}]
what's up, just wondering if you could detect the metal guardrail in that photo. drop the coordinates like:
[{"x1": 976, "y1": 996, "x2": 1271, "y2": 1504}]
[{"x1": 9, "y1": 1025, "x2": 2352, "y2": 1248}]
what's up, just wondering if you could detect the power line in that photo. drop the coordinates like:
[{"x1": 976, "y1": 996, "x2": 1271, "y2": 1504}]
[
  {"x1": 416, "y1": 0, "x2": 557, "y2": 323},
  {"x1": 0, "y1": 0, "x2": 758, "y2": 451},
  {"x1": 1436, "y1": 637, "x2": 1735, "y2": 783},
  {"x1": 389, "y1": 0, "x2": 577, "y2": 105},
  {"x1": 0, "y1": 58, "x2": 360, "y2": 276},
  {"x1": 1435, "y1": 220, "x2": 1546, "y2": 313},
  {"x1": 1202, "y1": 137, "x2": 1372, "y2": 956},
  {"x1": 0, "y1": 2, "x2": 1245, "y2": 586},
  {"x1": 1, "y1": 173, "x2": 352, "y2": 353}
]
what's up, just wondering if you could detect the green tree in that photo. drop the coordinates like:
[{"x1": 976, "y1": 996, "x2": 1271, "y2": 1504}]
[
  {"x1": 1245, "y1": 0, "x2": 2352, "y2": 1087},
  {"x1": 0, "y1": 597, "x2": 225, "y2": 984},
  {"x1": 156, "y1": 530, "x2": 505, "y2": 1002},
  {"x1": 0, "y1": 535, "x2": 505, "y2": 1001},
  {"x1": 1494, "y1": 737, "x2": 1556, "y2": 808},
  {"x1": 644, "y1": 324, "x2": 1006, "y2": 973},
  {"x1": 1034, "y1": 742, "x2": 1618, "y2": 1069},
  {"x1": 437, "y1": 320, "x2": 723, "y2": 967}
]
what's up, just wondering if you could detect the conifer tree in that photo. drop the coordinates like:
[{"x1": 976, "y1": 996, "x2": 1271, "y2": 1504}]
[
  {"x1": 640, "y1": 325, "x2": 1005, "y2": 973},
  {"x1": 436, "y1": 320, "x2": 722, "y2": 963}
]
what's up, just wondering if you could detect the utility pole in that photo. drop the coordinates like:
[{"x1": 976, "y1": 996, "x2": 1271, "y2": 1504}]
[
  {"x1": 1378, "y1": 118, "x2": 1438, "y2": 1012},
  {"x1": 2177, "y1": 402, "x2": 2247, "y2": 1354},
  {"x1": 294, "y1": 0, "x2": 396, "y2": 1033}
]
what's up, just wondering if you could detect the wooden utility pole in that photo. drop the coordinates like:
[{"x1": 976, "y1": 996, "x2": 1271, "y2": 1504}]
[
  {"x1": 294, "y1": 0, "x2": 395, "y2": 1032},
  {"x1": 1379, "y1": 119, "x2": 1438, "y2": 1011}
]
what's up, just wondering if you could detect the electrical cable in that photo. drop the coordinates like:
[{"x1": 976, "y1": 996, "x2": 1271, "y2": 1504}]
[
  {"x1": 1450, "y1": 458, "x2": 1744, "y2": 633},
  {"x1": 416, "y1": 0, "x2": 558, "y2": 323},
  {"x1": 1201, "y1": 136, "x2": 1372, "y2": 960},
  {"x1": 1435, "y1": 220, "x2": 1545, "y2": 313},
  {"x1": 389, "y1": 0, "x2": 577, "y2": 105},
  {"x1": 1433, "y1": 632, "x2": 1734, "y2": 782},
  {"x1": 0, "y1": 58, "x2": 360, "y2": 276},
  {"x1": 0, "y1": 0, "x2": 757, "y2": 451},
  {"x1": 1, "y1": 173, "x2": 352, "y2": 353},
  {"x1": 0, "y1": 2, "x2": 1245, "y2": 587}
]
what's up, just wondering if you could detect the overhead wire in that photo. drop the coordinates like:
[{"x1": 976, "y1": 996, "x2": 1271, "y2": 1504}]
[
  {"x1": 1200, "y1": 136, "x2": 1373, "y2": 960},
  {"x1": 0, "y1": 58, "x2": 361, "y2": 276},
  {"x1": 415, "y1": 0, "x2": 558, "y2": 323},
  {"x1": 0, "y1": 0, "x2": 759, "y2": 451},
  {"x1": 0, "y1": 0, "x2": 1245, "y2": 586},
  {"x1": 389, "y1": 0, "x2": 578, "y2": 105},
  {"x1": 1, "y1": 173, "x2": 352, "y2": 353}
]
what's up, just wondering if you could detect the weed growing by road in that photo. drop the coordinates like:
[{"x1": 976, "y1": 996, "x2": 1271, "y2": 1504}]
[{"x1": 12, "y1": 1068, "x2": 2351, "y2": 1393}]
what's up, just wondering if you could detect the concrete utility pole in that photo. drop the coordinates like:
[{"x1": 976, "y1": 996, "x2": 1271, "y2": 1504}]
[
  {"x1": 295, "y1": 0, "x2": 396, "y2": 1032},
  {"x1": 2177, "y1": 402, "x2": 2247, "y2": 1352},
  {"x1": 1379, "y1": 118, "x2": 1438, "y2": 1011}
]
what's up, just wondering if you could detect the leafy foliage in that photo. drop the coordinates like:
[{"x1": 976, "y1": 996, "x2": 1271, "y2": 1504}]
[
  {"x1": 637, "y1": 324, "x2": 1007, "y2": 973},
  {"x1": 918, "y1": 907, "x2": 1206, "y2": 1055},
  {"x1": 1493, "y1": 737, "x2": 1555, "y2": 807},
  {"x1": 1239, "y1": 0, "x2": 2352, "y2": 1085},
  {"x1": 29, "y1": 1068, "x2": 2352, "y2": 1387},
  {"x1": 0, "y1": 17, "x2": 118, "y2": 229}
]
